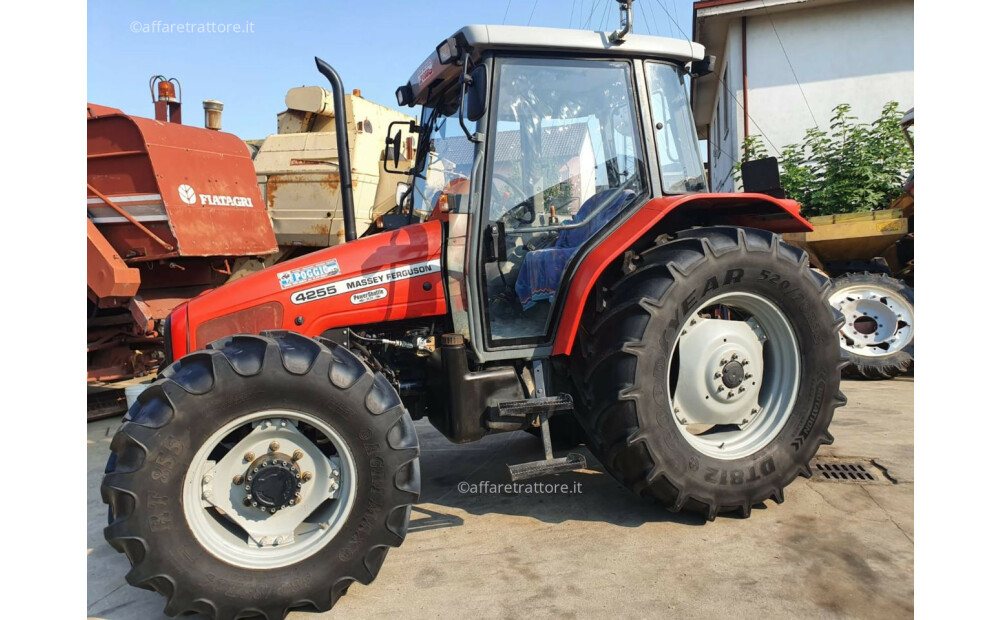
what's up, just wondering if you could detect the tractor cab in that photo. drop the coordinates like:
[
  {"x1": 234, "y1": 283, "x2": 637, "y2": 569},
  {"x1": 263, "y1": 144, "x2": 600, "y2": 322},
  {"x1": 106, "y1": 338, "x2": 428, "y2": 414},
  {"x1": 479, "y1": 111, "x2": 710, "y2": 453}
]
[{"x1": 388, "y1": 23, "x2": 709, "y2": 359}]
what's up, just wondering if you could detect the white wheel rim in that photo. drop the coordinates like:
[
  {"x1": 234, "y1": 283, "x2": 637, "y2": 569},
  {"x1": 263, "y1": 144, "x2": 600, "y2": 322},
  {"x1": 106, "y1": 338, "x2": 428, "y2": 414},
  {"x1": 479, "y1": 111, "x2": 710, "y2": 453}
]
[
  {"x1": 668, "y1": 292, "x2": 800, "y2": 460},
  {"x1": 182, "y1": 409, "x2": 357, "y2": 569},
  {"x1": 829, "y1": 284, "x2": 913, "y2": 357}
]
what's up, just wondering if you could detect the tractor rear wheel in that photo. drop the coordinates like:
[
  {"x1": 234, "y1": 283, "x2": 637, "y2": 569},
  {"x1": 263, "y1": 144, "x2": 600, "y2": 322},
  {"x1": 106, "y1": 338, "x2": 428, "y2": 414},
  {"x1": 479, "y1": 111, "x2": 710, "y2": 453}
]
[
  {"x1": 101, "y1": 331, "x2": 420, "y2": 619},
  {"x1": 573, "y1": 227, "x2": 846, "y2": 519},
  {"x1": 827, "y1": 272, "x2": 914, "y2": 379}
]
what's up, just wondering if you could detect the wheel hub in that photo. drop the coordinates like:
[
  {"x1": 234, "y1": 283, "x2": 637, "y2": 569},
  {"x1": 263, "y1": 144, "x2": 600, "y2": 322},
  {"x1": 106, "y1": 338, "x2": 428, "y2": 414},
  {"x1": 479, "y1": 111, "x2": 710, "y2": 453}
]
[
  {"x1": 829, "y1": 283, "x2": 914, "y2": 358},
  {"x1": 839, "y1": 298, "x2": 897, "y2": 346},
  {"x1": 721, "y1": 360, "x2": 745, "y2": 388},
  {"x1": 188, "y1": 414, "x2": 353, "y2": 567},
  {"x1": 245, "y1": 454, "x2": 301, "y2": 513},
  {"x1": 672, "y1": 317, "x2": 765, "y2": 427}
]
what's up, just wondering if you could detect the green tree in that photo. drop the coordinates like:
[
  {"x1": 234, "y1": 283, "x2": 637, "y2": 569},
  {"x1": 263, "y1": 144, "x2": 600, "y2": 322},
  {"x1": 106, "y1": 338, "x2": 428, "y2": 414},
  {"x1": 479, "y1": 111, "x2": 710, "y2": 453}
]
[{"x1": 733, "y1": 102, "x2": 912, "y2": 217}]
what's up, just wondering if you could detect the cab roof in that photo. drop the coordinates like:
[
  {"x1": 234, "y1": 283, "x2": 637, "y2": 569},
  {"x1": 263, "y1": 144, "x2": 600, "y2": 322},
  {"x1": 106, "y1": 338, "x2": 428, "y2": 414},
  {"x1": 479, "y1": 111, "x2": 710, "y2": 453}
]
[
  {"x1": 402, "y1": 25, "x2": 705, "y2": 106},
  {"x1": 458, "y1": 25, "x2": 704, "y2": 61}
]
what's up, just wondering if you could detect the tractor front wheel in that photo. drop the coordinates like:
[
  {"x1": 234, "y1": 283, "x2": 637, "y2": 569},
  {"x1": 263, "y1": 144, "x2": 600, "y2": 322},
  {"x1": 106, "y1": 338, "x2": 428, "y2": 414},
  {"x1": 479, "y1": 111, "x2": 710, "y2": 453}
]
[
  {"x1": 573, "y1": 227, "x2": 846, "y2": 519},
  {"x1": 101, "y1": 331, "x2": 420, "y2": 619}
]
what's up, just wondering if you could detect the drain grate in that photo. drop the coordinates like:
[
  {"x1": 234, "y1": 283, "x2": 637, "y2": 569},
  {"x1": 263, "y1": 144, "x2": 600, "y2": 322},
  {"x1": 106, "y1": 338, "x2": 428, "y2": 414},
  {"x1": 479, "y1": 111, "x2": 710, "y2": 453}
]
[{"x1": 809, "y1": 457, "x2": 892, "y2": 484}]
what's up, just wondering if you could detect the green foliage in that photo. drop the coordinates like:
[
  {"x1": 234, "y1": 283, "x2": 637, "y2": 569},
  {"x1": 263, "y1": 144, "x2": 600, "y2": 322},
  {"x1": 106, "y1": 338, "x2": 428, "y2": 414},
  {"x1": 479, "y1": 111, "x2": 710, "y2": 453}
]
[{"x1": 733, "y1": 102, "x2": 913, "y2": 217}]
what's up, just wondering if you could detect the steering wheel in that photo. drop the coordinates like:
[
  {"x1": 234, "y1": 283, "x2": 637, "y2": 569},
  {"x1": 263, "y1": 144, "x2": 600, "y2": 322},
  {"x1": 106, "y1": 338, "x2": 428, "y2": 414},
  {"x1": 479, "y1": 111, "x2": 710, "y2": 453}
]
[{"x1": 491, "y1": 173, "x2": 535, "y2": 227}]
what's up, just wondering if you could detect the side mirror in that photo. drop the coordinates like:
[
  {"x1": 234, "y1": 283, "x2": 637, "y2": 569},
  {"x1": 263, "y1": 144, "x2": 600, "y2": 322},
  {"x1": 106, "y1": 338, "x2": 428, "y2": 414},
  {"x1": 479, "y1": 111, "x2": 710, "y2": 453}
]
[
  {"x1": 466, "y1": 64, "x2": 488, "y2": 122},
  {"x1": 458, "y1": 53, "x2": 485, "y2": 143},
  {"x1": 383, "y1": 120, "x2": 417, "y2": 175},
  {"x1": 690, "y1": 55, "x2": 716, "y2": 78},
  {"x1": 390, "y1": 130, "x2": 402, "y2": 168}
]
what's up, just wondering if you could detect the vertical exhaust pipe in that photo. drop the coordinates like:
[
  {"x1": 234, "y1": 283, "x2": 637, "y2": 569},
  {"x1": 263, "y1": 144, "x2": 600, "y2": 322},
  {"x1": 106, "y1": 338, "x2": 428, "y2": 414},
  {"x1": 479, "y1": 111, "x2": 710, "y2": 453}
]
[{"x1": 314, "y1": 56, "x2": 357, "y2": 243}]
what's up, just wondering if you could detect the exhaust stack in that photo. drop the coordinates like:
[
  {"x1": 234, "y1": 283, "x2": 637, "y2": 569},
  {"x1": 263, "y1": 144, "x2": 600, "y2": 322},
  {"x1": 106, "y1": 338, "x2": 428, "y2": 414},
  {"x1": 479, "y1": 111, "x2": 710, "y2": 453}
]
[{"x1": 314, "y1": 57, "x2": 357, "y2": 243}]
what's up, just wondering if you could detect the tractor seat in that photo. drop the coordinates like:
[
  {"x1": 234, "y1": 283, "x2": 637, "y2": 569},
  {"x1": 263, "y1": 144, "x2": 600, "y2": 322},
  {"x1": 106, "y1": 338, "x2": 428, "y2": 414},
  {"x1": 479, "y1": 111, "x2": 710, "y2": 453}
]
[{"x1": 515, "y1": 189, "x2": 634, "y2": 310}]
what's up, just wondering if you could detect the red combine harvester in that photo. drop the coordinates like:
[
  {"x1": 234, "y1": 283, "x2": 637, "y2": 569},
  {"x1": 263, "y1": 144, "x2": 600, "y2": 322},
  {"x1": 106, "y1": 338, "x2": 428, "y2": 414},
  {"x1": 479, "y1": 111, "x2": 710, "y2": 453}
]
[{"x1": 87, "y1": 78, "x2": 277, "y2": 399}]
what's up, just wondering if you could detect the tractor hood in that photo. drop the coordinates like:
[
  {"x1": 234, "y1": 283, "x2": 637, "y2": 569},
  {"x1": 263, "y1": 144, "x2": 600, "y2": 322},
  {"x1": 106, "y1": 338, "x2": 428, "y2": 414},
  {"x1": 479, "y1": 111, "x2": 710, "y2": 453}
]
[{"x1": 168, "y1": 221, "x2": 448, "y2": 357}]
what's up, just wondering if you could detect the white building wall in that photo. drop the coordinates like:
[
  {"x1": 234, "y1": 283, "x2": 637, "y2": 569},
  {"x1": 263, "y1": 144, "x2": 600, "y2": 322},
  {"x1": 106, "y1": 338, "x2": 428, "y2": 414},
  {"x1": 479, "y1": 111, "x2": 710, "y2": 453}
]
[
  {"x1": 744, "y1": 0, "x2": 913, "y2": 156},
  {"x1": 708, "y1": 22, "x2": 742, "y2": 193},
  {"x1": 703, "y1": 0, "x2": 913, "y2": 191}
]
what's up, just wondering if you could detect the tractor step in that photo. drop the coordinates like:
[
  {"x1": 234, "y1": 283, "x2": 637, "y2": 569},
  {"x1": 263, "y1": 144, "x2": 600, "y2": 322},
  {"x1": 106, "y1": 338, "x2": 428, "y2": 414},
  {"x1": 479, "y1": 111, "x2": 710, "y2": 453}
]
[
  {"x1": 486, "y1": 394, "x2": 574, "y2": 431},
  {"x1": 508, "y1": 452, "x2": 587, "y2": 481},
  {"x1": 502, "y1": 391, "x2": 586, "y2": 481}
]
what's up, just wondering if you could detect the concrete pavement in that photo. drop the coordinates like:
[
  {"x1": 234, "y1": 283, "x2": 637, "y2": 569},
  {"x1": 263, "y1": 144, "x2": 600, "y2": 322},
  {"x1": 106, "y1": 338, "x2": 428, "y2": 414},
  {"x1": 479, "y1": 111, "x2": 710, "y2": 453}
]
[{"x1": 86, "y1": 378, "x2": 913, "y2": 619}]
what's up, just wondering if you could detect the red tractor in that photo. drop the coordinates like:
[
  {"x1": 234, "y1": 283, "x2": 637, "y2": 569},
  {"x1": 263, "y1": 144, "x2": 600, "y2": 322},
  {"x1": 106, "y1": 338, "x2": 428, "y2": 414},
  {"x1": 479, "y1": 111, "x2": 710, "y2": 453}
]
[{"x1": 102, "y1": 11, "x2": 845, "y2": 620}]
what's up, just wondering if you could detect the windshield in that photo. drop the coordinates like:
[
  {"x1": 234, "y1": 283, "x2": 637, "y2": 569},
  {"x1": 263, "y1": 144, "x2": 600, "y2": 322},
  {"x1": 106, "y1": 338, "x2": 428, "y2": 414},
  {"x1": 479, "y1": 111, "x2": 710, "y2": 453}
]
[
  {"x1": 409, "y1": 105, "x2": 473, "y2": 216},
  {"x1": 646, "y1": 62, "x2": 706, "y2": 194}
]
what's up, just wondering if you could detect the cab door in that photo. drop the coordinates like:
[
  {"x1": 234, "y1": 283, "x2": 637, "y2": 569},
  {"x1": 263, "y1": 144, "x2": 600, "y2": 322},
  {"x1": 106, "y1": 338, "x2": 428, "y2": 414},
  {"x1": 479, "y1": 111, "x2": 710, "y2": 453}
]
[{"x1": 473, "y1": 56, "x2": 649, "y2": 352}]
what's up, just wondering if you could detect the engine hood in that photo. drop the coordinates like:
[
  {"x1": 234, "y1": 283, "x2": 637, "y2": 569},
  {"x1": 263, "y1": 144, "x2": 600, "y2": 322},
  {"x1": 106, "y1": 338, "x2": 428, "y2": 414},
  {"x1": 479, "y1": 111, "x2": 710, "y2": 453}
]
[{"x1": 169, "y1": 221, "x2": 447, "y2": 356}]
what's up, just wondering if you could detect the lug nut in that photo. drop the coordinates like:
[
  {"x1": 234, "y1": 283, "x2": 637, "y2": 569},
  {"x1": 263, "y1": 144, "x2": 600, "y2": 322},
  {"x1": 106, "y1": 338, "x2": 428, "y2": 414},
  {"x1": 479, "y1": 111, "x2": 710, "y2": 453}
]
[
  {"x1": 731, "y1": 353, "x2": 738, "y2": 360},
  {"x1": 717, "y1": 386, "x2": 725, "y2": 393},
  {"x1": 292, "y1": 450, "x2": 304, "y2": 461},
  {"x1": 727, "y1": 391, "x2": 734, "y2": 398},
  {"x1": 714, "y1": 372, "x2": 722, "y2": 379},
  {"x1": 233, "y1": 475, "x2": 244, "y2": 485},
  {"x1": 244, "y1": 451, "x2": 255, "y2": 462},
  {"x1": 243, "y1": 497, "x2": 252, "y2": 506},
  {"x1": 742, "y1": 360, "x2": 749, "y2": 366},
  {"x1": 269, "y1": 441, "x2": 280, "y2": 452},
  {"x1": 301, "y1": 471, "x2": 313, "y2": 482}
]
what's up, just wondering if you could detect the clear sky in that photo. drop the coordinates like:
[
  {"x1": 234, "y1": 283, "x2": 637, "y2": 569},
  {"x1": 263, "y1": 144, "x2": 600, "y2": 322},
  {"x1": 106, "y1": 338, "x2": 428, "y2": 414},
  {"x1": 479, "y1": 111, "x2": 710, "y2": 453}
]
[{"x1": 88, "y1": 0, "x2": 695, "y2": 139}]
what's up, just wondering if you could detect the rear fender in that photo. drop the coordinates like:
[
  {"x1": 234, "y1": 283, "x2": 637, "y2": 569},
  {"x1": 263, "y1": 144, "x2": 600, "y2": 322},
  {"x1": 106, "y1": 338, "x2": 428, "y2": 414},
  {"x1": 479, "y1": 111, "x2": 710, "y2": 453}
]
[{"x1": 551, "y1": 193, "x2": 812, "y2": 356}]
